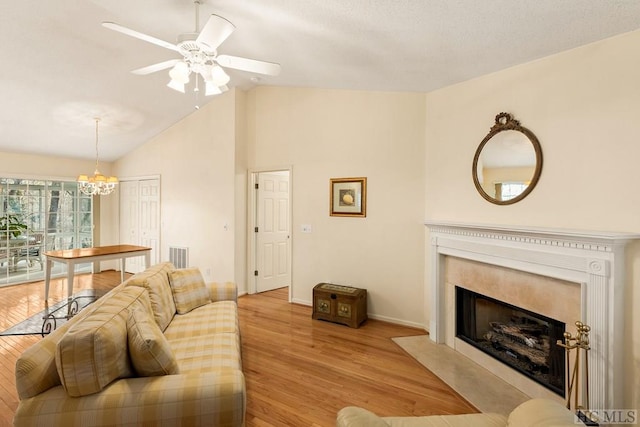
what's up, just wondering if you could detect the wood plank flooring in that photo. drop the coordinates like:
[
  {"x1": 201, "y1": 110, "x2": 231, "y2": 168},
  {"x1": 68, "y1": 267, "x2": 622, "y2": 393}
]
[
  {"x1": 0, "y1": 274, "x2": 476, "y2": 426},
  {"x1": 240, "y1": 288, "x2": 476, "y2": 426}
]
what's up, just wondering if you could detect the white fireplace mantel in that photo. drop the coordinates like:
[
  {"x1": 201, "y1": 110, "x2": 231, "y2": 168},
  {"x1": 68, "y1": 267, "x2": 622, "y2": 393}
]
[{"x1": 424, "y1": 221, "x2": 640, "y2": 409}]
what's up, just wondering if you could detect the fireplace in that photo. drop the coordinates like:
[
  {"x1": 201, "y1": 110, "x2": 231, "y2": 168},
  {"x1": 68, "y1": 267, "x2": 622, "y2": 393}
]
[
  {"x1": 425, "y1": 221, "x2": 640, "y2": 409},
  {"x1": 456, "y1": 286, "x2": 565, "y2": 396}
]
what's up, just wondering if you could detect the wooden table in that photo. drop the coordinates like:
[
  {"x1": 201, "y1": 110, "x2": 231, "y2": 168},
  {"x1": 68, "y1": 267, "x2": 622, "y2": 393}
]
[{"x1": 44, "y1": 244, "x2": 151, "y2": 300}]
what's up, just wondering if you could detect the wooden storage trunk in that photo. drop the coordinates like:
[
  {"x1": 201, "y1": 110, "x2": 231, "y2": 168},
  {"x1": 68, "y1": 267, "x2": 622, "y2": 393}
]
[{"x1": 312, "y1": 283, "x2": 367, "y2": 328}]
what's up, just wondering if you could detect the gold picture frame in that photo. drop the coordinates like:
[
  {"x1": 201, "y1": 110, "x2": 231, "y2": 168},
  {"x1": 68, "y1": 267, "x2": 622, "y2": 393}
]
[{"x1": 330, "y1": 177, "x2": 367, "y2": 217}]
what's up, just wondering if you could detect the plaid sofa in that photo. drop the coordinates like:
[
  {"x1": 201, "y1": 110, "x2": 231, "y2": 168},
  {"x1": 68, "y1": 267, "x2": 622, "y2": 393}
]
[{"x1": 13, "y1": 262, "x2": 245, "y2": 426}]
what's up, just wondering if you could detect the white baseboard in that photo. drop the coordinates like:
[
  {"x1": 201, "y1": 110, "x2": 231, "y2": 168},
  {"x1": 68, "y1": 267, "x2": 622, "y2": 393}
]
[{"x1": 292, "y1": 297, "x2": 426, "y2": 330}]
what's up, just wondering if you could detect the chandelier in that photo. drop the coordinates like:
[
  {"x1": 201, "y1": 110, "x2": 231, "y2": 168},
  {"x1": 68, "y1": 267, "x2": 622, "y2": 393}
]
[{"x1": 77, "y1": 118, "x2": 118, "y2": 196}]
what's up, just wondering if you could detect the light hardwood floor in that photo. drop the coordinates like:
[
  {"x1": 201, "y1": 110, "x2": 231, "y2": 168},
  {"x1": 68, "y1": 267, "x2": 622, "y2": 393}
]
[{"x1": 0, "y1": 273, "x2": 476, "y2": 426}]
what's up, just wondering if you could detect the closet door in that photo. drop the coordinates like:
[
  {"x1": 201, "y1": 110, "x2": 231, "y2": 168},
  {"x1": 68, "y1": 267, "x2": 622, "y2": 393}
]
[
  {"x1": 119, "y1": 181, "x2": 139, "y2": 250},
  {"x1": 119, "y1": 179, "x2": 160, "y2": 273},
  {"x1": 139, "y1": 179, "x2": 160, "y2": 266}
]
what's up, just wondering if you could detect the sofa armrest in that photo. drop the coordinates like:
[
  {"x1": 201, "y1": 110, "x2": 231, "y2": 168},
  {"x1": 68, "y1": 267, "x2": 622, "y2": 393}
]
[
  {"x1": 14, "y1": 371, "x2": 245, "y2": 427},
  {"x1": 208, "y1": 281, "x2": 238, "y2": 302}
]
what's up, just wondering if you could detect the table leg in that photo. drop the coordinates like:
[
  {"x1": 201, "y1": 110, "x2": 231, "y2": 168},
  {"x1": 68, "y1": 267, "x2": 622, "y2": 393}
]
[
  {"x1": 44, "y1": 259, "x2": 53, "y2": 300},
  {"x1": 144, "y1": 252, "x2": 150, "y2": 268},
  {"x1": 66, "y1": 261, "x2": 75, "y2": 301},
  {"x1": 120, "y1": 258, "x2": 126, "y2": 283}
]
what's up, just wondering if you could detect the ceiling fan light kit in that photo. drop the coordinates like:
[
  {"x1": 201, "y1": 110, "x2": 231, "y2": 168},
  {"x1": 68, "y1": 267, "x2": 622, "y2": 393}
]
[{"x1": 103, "y1": 0, "x2": 280, "y2": 97}]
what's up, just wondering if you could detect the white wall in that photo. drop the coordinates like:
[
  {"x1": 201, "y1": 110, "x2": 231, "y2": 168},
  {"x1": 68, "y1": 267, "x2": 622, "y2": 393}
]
[
  {"x1": 424, "y1": 29, "x2": 640, "y2": 409},
  {"x1": 246, "y1": 87, "x2": 426, "y2": 326},
  {"x1": 113, "y1": 89, "x2": 240, "y2": 287}
]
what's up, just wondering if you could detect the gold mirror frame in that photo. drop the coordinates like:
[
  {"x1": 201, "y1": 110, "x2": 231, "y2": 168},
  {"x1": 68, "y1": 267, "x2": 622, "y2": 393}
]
[{"x1": 472, "y1": 112, "x2": 543, "y2": 205}]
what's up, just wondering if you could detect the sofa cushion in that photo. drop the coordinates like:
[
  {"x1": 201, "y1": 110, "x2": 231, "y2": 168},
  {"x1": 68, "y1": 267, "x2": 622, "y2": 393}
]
[
  {"x1": 164, "y1": 301, "x2": 241, "y2": 373},
  {"x1": 169, "y1": 268, "x2": 211, "y2": 314},
  {"x1": 164, "y1": 300, "x2": 239, "y2": 340},
  {"x1": 55, "y1": 286, "x2": 146, "y2": 397},
  {"x1": 127, "y1": 303, "x2": 179, "y2": 377},
  {"x1": 126, "y1": 262, "x2": 176, "y2": 331},
  {"x1": 170, "y1": 330, "x2": 242, "y2": 373}
]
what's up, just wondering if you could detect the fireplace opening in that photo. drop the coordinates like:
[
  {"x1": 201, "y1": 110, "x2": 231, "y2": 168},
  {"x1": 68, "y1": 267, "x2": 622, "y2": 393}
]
[{"x1": 456, "y1": 287, "x2": 565, "y2": 396}]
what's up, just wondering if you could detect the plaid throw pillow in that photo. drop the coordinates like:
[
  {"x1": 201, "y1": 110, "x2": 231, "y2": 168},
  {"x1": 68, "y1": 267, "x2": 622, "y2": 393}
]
[
  {"x1": 55, "y1": 286, "x2": 143, "y2": 397},
  {"x1": 127, "y1": 306, "x2": 179, "y2": 376},
  {"x1": 169, "y1": 268, "x2": 211, "y2": 314}
]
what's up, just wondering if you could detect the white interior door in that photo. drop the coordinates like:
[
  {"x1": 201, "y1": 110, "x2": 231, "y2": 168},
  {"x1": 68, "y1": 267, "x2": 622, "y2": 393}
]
[
  {"x1": 119, "y1": 181, "x2": 139, "y2": 246},
  {"x1": 119, "y1": 178, "x2": 160, "y2": 273},
  {"x1": 256, "y1": 171, "x2": 291, "y2": 292},
  {"x1": 139, "y1": 179, "x2": 160, "y2": 266}
]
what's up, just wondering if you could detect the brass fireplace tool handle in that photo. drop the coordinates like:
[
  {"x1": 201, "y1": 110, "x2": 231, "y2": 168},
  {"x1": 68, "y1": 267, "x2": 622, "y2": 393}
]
[{"x1": 557, "y1": 321, "x2": 591, "y2": 412}]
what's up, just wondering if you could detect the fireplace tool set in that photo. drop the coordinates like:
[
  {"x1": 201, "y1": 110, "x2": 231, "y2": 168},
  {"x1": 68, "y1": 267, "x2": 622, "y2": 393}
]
[{"x1": 557, "y1": 321, "x2": 596, "y2": 424}]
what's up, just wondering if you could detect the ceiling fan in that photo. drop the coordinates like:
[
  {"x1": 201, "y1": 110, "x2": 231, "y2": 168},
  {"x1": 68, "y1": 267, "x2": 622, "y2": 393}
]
[{"x1": 103, "y1": 0, "x2": 281, "y2": 96}]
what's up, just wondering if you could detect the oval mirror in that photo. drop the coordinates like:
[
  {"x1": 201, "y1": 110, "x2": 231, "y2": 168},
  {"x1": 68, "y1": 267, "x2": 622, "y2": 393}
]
[{"x1": 472, "y1": 112, "x2": 543, "y2": 205}]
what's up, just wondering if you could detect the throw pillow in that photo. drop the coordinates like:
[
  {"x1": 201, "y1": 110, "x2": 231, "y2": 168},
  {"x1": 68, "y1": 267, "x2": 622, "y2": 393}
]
[
  {"x1": 55, "y1": 286, "x2": 144, "y2": 397},
  {"x1": 125, "y1": 262, "x2": 176, "y2": 331},
  {"x1": 127, "y1": 305, "x2": 179, "y2": 376},
  {"x1": 169, "y1": 268, "x2": 211, "y2": 314}
]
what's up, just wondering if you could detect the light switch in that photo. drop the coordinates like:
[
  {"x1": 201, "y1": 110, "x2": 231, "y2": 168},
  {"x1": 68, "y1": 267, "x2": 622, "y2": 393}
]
[{"x1": 301, "y1": 224, "x2": 312, "y2": 233}]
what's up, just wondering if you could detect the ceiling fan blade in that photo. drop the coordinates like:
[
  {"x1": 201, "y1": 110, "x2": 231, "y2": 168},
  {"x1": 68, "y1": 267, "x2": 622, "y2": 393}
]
[
  {"x1": 196, "y1": 15, "x2": 235, "y2": 51},
  {"x1": 132, "y1": 59, "x2": 180, "y2": 75},
  {"x1": 216, "y1": 55, "x2": 281, "y2": 76},
  {"x1": 102, "y1": 22, "x2": 179, "y2": 52}
]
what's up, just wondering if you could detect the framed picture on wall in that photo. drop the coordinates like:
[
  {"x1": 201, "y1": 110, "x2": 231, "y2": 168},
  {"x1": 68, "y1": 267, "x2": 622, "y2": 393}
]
[{"x1": 330, "y1": 177, "x2": 367, "y2": 217}]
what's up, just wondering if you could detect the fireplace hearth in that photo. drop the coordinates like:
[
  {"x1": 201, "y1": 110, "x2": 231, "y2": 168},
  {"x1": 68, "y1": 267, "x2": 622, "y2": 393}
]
[{"x1": 456, "y1": 287, "x2": 565, "y2": 396}]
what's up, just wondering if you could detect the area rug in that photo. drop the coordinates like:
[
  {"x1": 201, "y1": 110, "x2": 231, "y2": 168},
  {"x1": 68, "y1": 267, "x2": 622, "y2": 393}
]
[
  {"x1": 392, "y1": 335, "x2": 529, "y2": 415},
  {"x1": 0, "y1": 289, "x2": 108, "y2": 337}
]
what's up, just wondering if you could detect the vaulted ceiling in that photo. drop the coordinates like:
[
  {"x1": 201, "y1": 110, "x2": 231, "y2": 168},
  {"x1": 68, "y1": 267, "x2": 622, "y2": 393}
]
[{"x1": 2, "y1": 1, "x2": 640, "y2": 162}]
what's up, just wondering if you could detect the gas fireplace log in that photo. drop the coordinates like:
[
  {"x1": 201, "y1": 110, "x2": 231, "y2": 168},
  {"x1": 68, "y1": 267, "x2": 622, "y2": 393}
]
[{"x1": 484, "y1": 331, "x2": 548, "y2": 368}]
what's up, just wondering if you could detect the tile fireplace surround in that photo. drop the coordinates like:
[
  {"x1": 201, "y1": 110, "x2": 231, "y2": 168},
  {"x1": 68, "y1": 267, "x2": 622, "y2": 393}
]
[{"x1": 425, "y1": 221, "x2": 640, "y2": 410}]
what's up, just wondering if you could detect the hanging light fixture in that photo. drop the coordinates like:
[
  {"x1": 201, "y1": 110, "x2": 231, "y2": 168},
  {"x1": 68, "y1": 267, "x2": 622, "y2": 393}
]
[{"x1": 77, "y1": 118, "x2": 118, "y2": 196}]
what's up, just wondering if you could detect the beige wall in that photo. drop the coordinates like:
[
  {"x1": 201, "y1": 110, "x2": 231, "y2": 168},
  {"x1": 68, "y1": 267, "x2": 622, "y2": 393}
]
[
  {"x1": 234, "y1": 90, "x2": 248, "y2": 295},
  {"x1": 246, "y1": 87, "x2": 426, "y2": 326},
  {"x1": 424, "y1": 29, "x2": 640, "y2": 408},
  {"x1": 113, "y1": 89, "x2": 240, "y2": 286}
]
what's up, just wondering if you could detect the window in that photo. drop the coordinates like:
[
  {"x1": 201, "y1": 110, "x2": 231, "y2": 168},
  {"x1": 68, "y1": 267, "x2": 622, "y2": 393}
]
[
  {"x1": 496, "y1": 182, "x2": 528, "y2": 202},
  {"x1": 0, "y1": 178, "x2": 93, "y2": 286}
]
